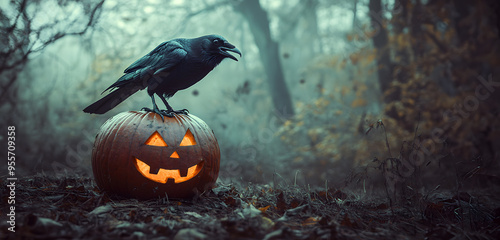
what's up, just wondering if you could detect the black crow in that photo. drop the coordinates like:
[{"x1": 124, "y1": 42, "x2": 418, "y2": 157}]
[{"x1": 83, "y1": 34, "x2": 241, "y2": 118}]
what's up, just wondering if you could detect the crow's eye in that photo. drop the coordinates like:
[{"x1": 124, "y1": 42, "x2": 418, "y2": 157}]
[{"x1": 213, "y1": 39, "x2": 223, "y2": 46}]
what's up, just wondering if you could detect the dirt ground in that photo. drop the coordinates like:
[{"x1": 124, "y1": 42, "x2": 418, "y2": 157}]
[{"x1": 1, "y1": 175, "x2": 499, "y2": 239}]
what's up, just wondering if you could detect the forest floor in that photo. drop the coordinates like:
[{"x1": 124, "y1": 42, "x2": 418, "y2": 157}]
[{"x1": 1, "y1": 175, "x2": 499, "y2": 240}]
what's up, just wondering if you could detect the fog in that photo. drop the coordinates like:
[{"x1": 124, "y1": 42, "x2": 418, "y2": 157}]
[{"x1": 2, "y1": 0, "x2": 499, "y2": 192}]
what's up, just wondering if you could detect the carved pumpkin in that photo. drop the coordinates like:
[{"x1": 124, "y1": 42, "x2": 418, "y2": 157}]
[{"x1": 91, "y1": 111, "x2": 220, "y2": 199}]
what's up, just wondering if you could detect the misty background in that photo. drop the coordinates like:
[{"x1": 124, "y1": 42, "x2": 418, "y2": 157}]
[{"x1": 1, "y1": 0, "x2": 499, "y2": 193}]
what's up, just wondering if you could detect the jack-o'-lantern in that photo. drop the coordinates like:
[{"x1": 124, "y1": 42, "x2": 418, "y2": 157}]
[{"x1": 91, "y1": 111, "x2": 220, "y2": 199}]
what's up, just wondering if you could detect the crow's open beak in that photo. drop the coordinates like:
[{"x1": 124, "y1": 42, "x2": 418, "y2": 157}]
[{"x1": 220, "y1": 43, "x2": 242, "y2": 61}]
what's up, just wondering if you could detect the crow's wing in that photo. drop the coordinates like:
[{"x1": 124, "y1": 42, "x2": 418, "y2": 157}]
[
  {"x1": 124, "y1": 40, "x2": 186, "y2": 73},
  {"x1": 102, "y1": 40, "x2": 188, "y2": 93}
]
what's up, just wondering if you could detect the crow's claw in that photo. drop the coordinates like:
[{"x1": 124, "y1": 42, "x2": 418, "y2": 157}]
[
  {"x1": 143, "y1": 106, "x2": 189, "y2": 120},
  {"x1": 160, "y1": 109, "x2": 189, "y2": 116},
  {"x1": 160, "y1": 110, "x2": 176, "y2": 118},
  {"x1": 177, "y1": 109, "x2": 189, "y2": 114},
  {"x1": 142, "y1": 107, "x2": 165, "y2": 121}
]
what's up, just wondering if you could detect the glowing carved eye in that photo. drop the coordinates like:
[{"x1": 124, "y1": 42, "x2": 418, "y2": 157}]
[
  {"x1": 179, "y1": 129, "x2": 196, "y2": 146},
  {"x1": 145, "y1": 131, "x2": 167, "y2": 146}
]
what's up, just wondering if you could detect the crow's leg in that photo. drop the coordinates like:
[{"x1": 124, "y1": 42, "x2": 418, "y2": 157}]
[
  {"x1": 158, "y1": 95, "x2": 189, "y2": 117},
  {"x1": 142, "y1": 95, "x2": 165, "y2": 121}
]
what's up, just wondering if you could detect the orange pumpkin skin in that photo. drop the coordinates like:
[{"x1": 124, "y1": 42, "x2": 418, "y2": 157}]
[{"x1": 92, "y1": 111, "x2": 220, "y2": 199}]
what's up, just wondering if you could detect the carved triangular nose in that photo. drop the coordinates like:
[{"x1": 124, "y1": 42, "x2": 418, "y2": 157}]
[{"x1": 170, "y1": 151, "x2": 179, "y2": 158}]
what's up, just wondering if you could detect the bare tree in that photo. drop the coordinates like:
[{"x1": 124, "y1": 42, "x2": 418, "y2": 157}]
[
  {"x1": 0, "y1": 0, "x2": 104, "y2": 105},
  {"x1": 369, "y1": 0, "x2": 393, "y2": 95},
  {"x1": 0, "y1": 0, "x2": 104, "y2": 174},
  {"x1": 234, "y1": 0, "x2": 295, "y2": 118}
]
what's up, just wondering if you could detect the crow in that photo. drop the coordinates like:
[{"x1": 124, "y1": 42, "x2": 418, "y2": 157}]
[{"x1": 83, "y1": 34, "x2": 241, "y2": 119}]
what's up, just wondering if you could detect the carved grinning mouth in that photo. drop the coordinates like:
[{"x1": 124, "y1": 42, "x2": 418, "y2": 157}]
[{"x1": 134, "y1": 158, "x2": 204, "y2": 183}]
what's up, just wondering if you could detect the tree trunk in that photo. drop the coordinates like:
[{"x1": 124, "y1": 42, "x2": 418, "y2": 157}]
[
  {"x1": 353, "y1": 0, "x2": 358, "y2": 27},
  {"x1": 392, "y1": 0, "x2": 410, "y2": 65},
  {"x1": 369, "y1": 0, "x2": 393, "y2": 95},
  {"x1": 235, "y1": 0, "x2": 294, "y2": 118}
]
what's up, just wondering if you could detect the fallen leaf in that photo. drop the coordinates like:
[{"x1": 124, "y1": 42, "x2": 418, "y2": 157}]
[
  {"x1": 302, "y1": 217, "x2": 319, "y2": 226},
  {"x1": 184, "y1": 212, "x2": 203, "y2": 219},
  {"x1": 88, "y1": 204, "x2": 113, "y2": 216},
  {"x1": 259, "y1": 205, "x2": 271, "y2": 213}
]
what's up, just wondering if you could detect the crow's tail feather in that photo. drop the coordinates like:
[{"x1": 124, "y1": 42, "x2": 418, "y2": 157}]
[{"x1": 83, "y1": 85, "x2": 141, "y2": 114}]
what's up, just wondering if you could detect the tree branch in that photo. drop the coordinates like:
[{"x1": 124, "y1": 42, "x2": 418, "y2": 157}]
[{"x1": 0, "y1": 0, "x2": 105, "y2": 103}]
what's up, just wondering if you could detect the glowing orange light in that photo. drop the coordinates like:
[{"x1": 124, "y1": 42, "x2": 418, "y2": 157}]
[
  {"x1": 145, "y1": 131, "x2": 167, "y2": 146},
  {"x1": 134, "y1": 158, "x2": 203, "y2": 183},
  {"x1": 170, "y1": 151, "x2": 180, "y2": 158},
  {"x1": 179, "y1": 129, "x2": 196, "y2": 146}
]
